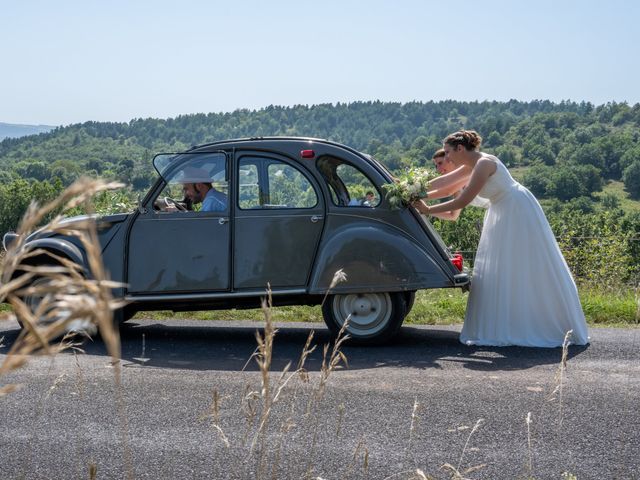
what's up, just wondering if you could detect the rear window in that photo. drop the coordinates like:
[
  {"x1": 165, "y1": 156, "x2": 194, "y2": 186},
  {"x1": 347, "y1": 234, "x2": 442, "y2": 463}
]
[{"x1": 316, "y1": 155, "x2": 380, "y2": 207}]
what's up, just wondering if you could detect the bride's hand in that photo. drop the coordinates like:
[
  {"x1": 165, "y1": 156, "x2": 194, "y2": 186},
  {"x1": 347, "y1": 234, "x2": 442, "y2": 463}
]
[{"x1": 412, "y1": 199, "x2": 430, "y2": 215}]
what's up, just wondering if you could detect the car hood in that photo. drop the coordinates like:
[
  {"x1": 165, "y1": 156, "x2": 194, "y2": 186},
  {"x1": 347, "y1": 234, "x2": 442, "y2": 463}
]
[{"x1": 12, "y1": 213, "x2": 131, "y2": 250}]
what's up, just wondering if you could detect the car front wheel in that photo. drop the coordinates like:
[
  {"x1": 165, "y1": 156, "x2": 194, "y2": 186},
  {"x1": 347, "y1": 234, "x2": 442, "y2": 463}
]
[{"x1": 322, "y1": 292, "x2": 406, "y2": 344}]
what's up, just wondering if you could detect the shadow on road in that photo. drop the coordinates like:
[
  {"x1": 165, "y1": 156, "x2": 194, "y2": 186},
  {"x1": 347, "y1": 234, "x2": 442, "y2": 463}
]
[{"x1": 1, "y1": 318, "x2": 589, "y2": 373}]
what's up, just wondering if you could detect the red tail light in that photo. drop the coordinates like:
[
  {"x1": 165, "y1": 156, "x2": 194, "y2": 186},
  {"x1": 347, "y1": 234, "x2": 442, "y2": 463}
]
[
  {"x1": 300, "y1": 149, "x2": 315, "y2": 159},
  {"x1": 451, "y1": 253, "x2": 463, "y2": 272}
]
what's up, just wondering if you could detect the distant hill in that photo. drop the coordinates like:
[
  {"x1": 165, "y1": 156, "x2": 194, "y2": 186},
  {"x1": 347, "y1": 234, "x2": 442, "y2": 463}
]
[
  {"x1": 0, "y1": 100, "x2": 639, "y2": 202},
  {"x1": 0, "y1": 122, "x2": 56, "y2": 140}
]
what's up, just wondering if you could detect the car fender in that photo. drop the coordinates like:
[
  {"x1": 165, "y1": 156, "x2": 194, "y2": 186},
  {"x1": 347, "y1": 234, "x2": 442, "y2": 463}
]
[
  {"x1": 308, "y1": 224, "x2": 452, "y2": 294},
  {"x1": 23, "y1": 237, "x2": 86, "y2": 271}
]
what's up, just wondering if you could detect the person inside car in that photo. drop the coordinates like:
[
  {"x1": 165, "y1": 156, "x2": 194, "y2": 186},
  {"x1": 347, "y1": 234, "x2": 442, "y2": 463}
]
[
  {"x1": 362, "y1": 191, "x2": 376, "y2": 206},
  {"x1": 167, "y1": 166, "x2": 228, "y2": 212}
]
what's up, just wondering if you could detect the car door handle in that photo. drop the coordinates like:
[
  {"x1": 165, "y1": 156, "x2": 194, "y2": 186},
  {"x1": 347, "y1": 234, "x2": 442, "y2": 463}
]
[
  {"x1": 310, "y1": 215, "x2": 323, "y2": 223},
  {"x1": 218, "y1": 217, "x2": 229, "y2": 225}
]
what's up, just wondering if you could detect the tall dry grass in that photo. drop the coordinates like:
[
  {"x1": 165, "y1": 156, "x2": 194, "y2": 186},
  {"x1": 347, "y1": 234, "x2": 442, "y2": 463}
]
[
  {"x1": 0, "y1": 178, "x2": 134, "y2": 478},
  {"x1": 0, "y1": 177, "x2": 125, "y2": 375}
]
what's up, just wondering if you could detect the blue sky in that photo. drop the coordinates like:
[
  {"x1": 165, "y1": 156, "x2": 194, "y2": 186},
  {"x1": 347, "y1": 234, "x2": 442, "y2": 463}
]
[{"x1": 2, "y1": 0, "x2": 639, "y2": 126}]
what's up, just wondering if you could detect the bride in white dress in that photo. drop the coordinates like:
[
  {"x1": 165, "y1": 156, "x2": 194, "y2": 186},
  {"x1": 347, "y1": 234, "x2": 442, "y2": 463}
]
[{"x1": 414, "y1": 130, "x2": 589, "y2": 347}]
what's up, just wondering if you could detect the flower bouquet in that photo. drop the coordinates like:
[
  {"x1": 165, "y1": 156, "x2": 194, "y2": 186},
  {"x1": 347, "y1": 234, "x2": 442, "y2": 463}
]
[{"x1": 382, "y1": 167, "x2": 436, "y2": 209}]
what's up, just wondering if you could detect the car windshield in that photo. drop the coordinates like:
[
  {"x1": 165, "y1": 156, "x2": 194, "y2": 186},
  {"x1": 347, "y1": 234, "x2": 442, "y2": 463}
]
[{"x1": 153, "y1": 152, "x2": 227, "y2": 184}]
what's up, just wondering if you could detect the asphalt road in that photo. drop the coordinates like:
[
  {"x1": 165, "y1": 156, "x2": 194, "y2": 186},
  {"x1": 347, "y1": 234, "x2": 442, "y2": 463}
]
[{"x1": 1, "y1": 317, "x2": 638, "y2": 480}]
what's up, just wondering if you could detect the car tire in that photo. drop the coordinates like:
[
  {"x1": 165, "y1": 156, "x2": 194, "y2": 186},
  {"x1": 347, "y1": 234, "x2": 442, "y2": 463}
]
[
  {"x1": 404, "y1": 291, "x2": 417, "y2": 316},
  {"x1": 322, "y1": 292, "x2": 407, "y2": 345},
  {"x1": 18, "y1": 275, "x2": 95, "y2": 337},
  {"x1": 18, "y1": 275, "x2": 57, "y2": 329}
]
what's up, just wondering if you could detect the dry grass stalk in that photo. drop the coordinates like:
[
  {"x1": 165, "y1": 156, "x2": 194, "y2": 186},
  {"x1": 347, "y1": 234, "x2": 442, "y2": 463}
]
[
  {"x1": 0, "y1": 383, "x2": 22, "y2": 397},
  {"x1": 409, "y1": 397, "x2": 421, "y2": 445},
  {"x1": 249, "y1": 290, "x2": 326, "y2": 478},
  {"x1": 88, "y1": 461, "x2": 97, "y2": 480},
  {"x1": 548, "y1": 330, "x2": 573, "y2": 426},
  {"x1": 315, "y1": 315, "x2": 350, "y2": 404},
  {"x1": 205, "y1": 270, "x2": 349, "y2": 477},
  {"x1": 525, "y1": 412, "x2": 534, "y2": 477},
  {"x1": 72, "y1": 348, "x2": 87, "y2": 399},
  {"x1": 303, "y1": 317, "x2": 351, "y2": 479},
  {"x1": 341, "y1": 436, "x2": 370, "y2": 478},
  {"x1": 382, "y1": 468, "x2": 434, "y2": 480},
  {"x1": 0, "y1": 177, "x2": 134, "y2": 480},
  {"x1": 320, "y1": 268, "x2": 347, "y2": 306},
  {"x1": 441, "y1": 418, "x2": 486, "y2": 479},
  {"x1": 199, "y1": 389, "x2": 230, "y2": 448},
  {"x1": 249, "y1": 286, "x2": 278, "y2": 457},
  {"x1": 336, "y1": 402, "x2": 346, "y2": 437},
  {"x1": 240, "y1": 383, "x2": 260, "y2": 443},
  {"x1": 0, "y1": 177, "x2": 125, "y2": 376}
]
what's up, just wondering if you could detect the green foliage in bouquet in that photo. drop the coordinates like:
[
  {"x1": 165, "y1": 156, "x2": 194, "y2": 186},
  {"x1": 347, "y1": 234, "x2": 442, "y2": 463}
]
[{"x1": 382, "y1": 167, "x2": 437, "y2": 209}]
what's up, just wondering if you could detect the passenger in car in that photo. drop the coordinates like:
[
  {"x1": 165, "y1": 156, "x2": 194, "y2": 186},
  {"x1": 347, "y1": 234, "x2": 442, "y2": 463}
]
[{"x1": 362, "y1": 191, "x2": 376, "y2": 206}]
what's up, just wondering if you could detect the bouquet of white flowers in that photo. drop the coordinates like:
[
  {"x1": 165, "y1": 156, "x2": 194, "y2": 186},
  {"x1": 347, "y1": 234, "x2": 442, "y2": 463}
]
[{"x1": 382, "y1": 167, "x2": 437, "y2": 209}]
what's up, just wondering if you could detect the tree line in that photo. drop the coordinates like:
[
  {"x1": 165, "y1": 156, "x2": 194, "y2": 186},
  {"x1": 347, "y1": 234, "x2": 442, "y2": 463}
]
[{"x1": 1, "y1": 100, "x2": 639, "y2": 284}]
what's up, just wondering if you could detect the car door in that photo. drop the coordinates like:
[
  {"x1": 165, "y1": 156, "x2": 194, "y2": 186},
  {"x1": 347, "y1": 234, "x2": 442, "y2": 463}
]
[
  {"x1": 127, "y1": 152, "x2": 231, "y2": 294},
  {"x1": 233, "y1": 153, "x2": 325, "y2": 289}
]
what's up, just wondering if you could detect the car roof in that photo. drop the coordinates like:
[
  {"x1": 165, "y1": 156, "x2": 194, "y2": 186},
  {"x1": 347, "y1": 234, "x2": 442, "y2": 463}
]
[
  {"x1": 185, "y1": 136, "x2": 392, "y2": 177},
  {"x1": 188, "y1": 136, "x2": 345, "y2": 152}
]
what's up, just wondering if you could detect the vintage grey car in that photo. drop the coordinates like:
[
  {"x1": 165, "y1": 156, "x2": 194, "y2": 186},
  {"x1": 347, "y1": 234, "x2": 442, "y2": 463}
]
[{"x1": 3, "y1": 137, "x2": 468, "y2": 344}]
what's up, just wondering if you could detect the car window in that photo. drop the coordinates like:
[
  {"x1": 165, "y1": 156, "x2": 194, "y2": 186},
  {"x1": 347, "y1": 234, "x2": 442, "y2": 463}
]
[
  {"x1": 153, "y1": 152, "x2": 228, "y2": 213},
  {"x1": 238, "y1": 157, "x2": 318, "y2": 209},
  {"x1": 316, "y1": 155, "x2": 380, "y2": 207}
]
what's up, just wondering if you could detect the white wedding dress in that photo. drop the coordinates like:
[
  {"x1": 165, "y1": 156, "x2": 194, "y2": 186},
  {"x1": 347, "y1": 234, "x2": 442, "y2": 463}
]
[{"x1": 460, "y1": 155, "x2": 589, "y2": 347}]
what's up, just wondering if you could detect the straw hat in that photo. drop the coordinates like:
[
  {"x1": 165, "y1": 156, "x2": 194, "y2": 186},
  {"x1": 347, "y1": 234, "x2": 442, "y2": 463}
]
[{"x1": 173, "y1": 166, "x2": 212, "y2": 183}]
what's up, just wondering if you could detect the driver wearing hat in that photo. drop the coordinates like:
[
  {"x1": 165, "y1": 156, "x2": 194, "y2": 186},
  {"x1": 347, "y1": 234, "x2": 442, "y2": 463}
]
[{"x1": 173, "y1": 166, "x2": 227, "y2": 212}]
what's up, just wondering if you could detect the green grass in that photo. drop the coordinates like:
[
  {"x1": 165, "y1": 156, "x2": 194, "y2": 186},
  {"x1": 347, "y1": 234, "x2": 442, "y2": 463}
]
[
  {"x1": 2, "y1": 284, "x2": 637, "y2": 326},
  {"x1": 578, "y1": 285, "x2": 639, "y2": 326},
  {"x1": 131, "y1": 285, "x2": 637, "y2": 326},
  {"x1": 594, "y1": 180, "x2": 640, "y2": 213}
]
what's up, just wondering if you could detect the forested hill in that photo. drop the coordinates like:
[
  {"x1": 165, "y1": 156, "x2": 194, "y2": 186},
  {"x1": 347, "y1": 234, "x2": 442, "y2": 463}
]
[
  {"x1": 0, "y1": 122, "x2": 55, "y2": 140},
  {"x1": 1, "y1": 100, "x2": 639, "y2": 199}
]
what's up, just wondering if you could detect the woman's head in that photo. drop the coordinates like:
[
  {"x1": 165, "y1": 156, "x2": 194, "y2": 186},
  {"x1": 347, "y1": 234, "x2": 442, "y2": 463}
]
[
  {"x1": 444, "y1": 130, "x2": 482, "y2": 151},
  {"x1": 443, "y1": 130, "x2": 482, "y2": 164},
  {"x1": 432, "y1": 148, "x2": 455, "y2": 174}
]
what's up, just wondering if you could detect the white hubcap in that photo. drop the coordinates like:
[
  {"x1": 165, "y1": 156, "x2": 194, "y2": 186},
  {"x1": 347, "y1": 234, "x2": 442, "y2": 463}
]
[{"x1": 331, "y1": 293, "x2": 392, "y2": 337}]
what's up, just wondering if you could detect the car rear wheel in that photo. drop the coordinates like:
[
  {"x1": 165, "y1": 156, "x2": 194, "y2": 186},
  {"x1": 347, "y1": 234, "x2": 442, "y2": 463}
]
[
  {"x1": 322, "y1": 292, "x2": 406, "y2": 344},
  {"x1": 404, "y1": 291, "x2": 417, "y2": 316}
]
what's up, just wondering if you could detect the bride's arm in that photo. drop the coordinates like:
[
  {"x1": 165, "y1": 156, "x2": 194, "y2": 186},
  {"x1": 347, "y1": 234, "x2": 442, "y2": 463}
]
[
  {"x1": 424, "y1": 168, "x2": 469, "y2": 199},
  {"x1": 425, "y1": 180, "x2": 467, "y2": 199},
  {"x1": 416, "y1": 159, "x2": 496, "y2": 215},
  {"x1": 427, "y1": 165, "x2": 470, "y2": 189},
  {"x1": 429, "y1": 191, "x2": 462, "y2": 221},
  {"x1": 430, "y1": 209, "x2": 461, "y2": 221}
]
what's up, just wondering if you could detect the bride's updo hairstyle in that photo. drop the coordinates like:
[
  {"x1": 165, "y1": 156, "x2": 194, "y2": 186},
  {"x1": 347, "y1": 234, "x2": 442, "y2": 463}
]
[{"x1": 444, "y1": 130, "x2": 483, "y2": 151}]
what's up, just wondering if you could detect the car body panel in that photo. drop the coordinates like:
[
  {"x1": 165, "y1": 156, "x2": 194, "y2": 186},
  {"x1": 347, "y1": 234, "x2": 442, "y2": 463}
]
[
  {"x1": 234, "y1": 211, "x2": 324, "y2": 288},
  {"x1": 309, "y1": 216, "x2": 452, "y2": 294},
  {"x1": 127, "y1": 212, "x2": 231, "y2": 293}
]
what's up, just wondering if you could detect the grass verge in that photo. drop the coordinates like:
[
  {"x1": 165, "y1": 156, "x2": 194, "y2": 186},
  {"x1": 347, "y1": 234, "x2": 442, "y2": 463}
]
[{"x1": 14, "y1": 284, "x2": 625, "y2": 327}]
